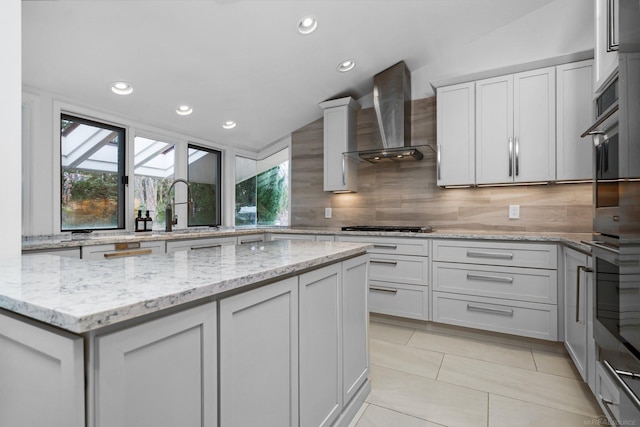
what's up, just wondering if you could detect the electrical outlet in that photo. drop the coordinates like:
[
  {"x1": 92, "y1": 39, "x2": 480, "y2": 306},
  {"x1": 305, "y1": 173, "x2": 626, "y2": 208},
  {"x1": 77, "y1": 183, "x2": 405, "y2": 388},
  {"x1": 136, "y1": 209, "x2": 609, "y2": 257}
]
[
  {"x1": 509, "y1": 205, "x2": 520, "y2": 219},
  {"x1": 325, "y1": 207, "x2": 332, "y2": 219}
]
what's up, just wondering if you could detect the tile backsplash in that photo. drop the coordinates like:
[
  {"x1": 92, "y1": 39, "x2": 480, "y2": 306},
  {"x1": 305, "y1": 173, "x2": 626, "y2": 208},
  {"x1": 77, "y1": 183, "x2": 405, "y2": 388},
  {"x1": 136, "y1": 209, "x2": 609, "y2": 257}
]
[{"x1": 291, "y1": 97, "x2": 593, "y2": 233}]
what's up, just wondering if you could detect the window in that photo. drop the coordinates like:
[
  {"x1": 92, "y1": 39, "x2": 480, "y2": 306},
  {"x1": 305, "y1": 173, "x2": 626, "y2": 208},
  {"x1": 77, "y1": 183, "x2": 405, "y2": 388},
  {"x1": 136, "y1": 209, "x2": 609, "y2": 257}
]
[
  {"x1": 60, "y1": 114, "x2": 125, "y2": 231},
  {"x1": 133, "y1": 137, "x2": 175, "y2": 230},
  {"x1": 235, "y1": 148, "x2": 289, "y2": 226},
  {"x1": 188, "y1": 145, "x2": 222, "y2": 227}
]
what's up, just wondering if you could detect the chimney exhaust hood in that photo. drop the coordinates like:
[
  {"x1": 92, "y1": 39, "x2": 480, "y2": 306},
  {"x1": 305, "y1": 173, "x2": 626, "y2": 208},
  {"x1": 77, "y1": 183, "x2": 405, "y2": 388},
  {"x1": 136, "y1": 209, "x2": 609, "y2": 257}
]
[{"x1": 353, "y1": 61, "x2": 427, "y2": 163}]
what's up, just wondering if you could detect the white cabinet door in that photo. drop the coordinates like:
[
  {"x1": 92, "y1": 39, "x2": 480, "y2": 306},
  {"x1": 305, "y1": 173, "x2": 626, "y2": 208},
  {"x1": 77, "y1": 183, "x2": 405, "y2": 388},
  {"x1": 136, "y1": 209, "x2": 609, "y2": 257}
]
[
  {"x1": 594, "y1": 0, "x2": 619, "y2": 94},
  {"x1": 436, "y1": 82, "x2": 476, "y2": 186},
  {"x1": 94, "y1": 302, "x2": 217, "y2": 427},
  {"x1": 514, "y1": 67, "x2": 556, "y2": 183},
  {"x1": 564, "y1": 248, "x2": 593, "y2": 382},
  {"x1": 476, "y1": 68, "x2": 555, "y2": 184},
  {"x1": 0, "y1": 311, "x2": 84, "y2": 427},
  {"x1": 320, "y1": 97, "x2": 360, "y2": 193},
  {"x1": 556, "y1": 60, "x2": 594, "y2": 181},
  {"x1": 219, "y1": 277, "x2": 299, "y2": 427},
  {"x1": 476, "y1": 74, "x2": 514, "y2": 184},
  {"x1": 299, "y1": 264, "x2": 342, "y2": 427},
  {"x1": 342, "y1": 256, "x2": 369, "y2": 405}
]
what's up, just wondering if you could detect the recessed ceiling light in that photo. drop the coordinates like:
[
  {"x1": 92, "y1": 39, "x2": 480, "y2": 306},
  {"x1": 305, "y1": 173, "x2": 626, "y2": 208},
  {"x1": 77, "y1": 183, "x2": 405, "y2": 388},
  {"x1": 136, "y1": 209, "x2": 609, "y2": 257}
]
[
  {"x1": 297, "y1": 16, "x2": 317, "y2": 34},
  {"x1": 111, "y1": 81, "x2": 133, "y2": 95},
  {"x1": 337, "y1": 60, "x2": 356, "y2": 73},
  {"x1": 222, "y1": 121, "x2": 237, "y2": 130},
  {"x1": 176, "y1": 105, "x2": 193, "y2": 116}
]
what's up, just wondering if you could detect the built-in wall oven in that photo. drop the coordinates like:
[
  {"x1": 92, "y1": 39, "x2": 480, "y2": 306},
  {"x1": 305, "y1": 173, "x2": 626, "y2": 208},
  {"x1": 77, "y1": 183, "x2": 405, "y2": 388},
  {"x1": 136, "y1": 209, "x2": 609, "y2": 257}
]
[{"x1": 584, "y1": 2, "x2": 640, "y2": 424}]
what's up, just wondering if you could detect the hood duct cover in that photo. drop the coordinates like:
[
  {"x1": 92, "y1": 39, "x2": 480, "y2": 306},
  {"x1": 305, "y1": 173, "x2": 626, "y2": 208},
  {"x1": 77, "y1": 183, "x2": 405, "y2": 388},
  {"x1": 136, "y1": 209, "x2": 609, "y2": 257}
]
[{"x1": 367, "y1": 60, "x2": 423, "y2": 162}]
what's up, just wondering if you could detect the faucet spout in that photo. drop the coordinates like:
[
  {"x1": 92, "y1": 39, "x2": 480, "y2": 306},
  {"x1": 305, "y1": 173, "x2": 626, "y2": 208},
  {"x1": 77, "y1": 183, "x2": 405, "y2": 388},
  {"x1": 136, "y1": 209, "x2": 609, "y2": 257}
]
[{"x1": 165, "y1": 179, "x2": 192, "y2": 232}]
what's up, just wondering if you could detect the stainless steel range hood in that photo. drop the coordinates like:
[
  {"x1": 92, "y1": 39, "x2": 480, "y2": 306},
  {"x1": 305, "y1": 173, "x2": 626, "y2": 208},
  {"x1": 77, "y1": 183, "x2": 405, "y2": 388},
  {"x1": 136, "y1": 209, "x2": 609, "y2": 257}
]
[{"x1": 361, "y1": 61, "x2": 424, "y2": 162}]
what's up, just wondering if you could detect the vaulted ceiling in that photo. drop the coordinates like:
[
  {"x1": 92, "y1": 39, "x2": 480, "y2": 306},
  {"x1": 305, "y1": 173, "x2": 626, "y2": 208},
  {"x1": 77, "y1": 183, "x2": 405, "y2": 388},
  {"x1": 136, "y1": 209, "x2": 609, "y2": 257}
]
[{"x1": 22, "y1": 0, "x2": 593, "y2": 153}]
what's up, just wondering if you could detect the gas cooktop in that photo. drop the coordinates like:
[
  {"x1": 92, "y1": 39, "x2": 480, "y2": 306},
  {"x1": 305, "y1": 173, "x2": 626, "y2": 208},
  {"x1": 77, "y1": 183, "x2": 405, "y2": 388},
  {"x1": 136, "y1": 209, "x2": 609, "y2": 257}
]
[{"x1": 341, "y1": 225, "x2": 433, "y2": 233}]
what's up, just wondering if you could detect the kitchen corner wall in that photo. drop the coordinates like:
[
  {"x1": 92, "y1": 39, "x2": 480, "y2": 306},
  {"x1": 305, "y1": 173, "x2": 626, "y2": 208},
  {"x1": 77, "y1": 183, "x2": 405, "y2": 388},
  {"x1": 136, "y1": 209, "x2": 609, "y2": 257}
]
[{"x1": 291, "y1": 97, "x2": 593, "y2": 233}]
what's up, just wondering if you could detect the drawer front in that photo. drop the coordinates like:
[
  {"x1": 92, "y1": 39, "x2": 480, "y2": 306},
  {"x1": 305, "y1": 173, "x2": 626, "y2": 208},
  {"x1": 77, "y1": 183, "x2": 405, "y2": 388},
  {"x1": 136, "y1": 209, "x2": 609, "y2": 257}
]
[
  {"x1": 236, "y1": 234, "x2": 264, "y2": 245},
  {"x1": 432, "y1": 262, "x2": 557, "y2": 304},
  {"x1": 432, "y1": 292, "x2": 558, "y2": 340},
  {"x1": 369, "y1": 254, "x2": 428, "y2": 286},
  {"x1": 369, "y1": 281, "x2": 428, "y2": 321},
  {"x1": 432, "y1": 240, "x2": 557, "y2": 269},
  {"x1": 166, "y1": 236, "x2": 237, "y2": 253},
  {"x1": 337, "y1": 236, "x2": 429, "y2": 256},
  {"x1": 82, "y1": 241, "x2": 165, "y2": 259}
]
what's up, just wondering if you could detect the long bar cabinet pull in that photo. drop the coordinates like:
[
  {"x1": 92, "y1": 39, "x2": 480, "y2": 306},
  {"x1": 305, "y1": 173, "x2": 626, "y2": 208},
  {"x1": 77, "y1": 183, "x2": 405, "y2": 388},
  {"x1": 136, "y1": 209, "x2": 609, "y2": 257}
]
[
  {"x1": 466, "y1": 251, "x2": 514, "y2": 260},
  {"x1": 370, "y1": 286, "x2": 398, "y2": 294},
  {"x1": 240, "y1": 239, "x2": 263, "y2": 244},
  {"x1": 508, "y1": 137, "x2": 513, "y2": 177},
  {"x1": 370, "y1": 259, "x2": 398, "y2": 266},
  {"x1": 190, "y1": 244, "x2": 223, "y2": 250},
  {"x1": 515, "y1": 137, "x2": 520, "y2": 176},
  {"x1": 466, "y1": 304, "x2": 514, "y2": 317},
  {"x1": 104, "y1": 249, "x2": 153, "y2": 259},
  {"x1": 576, "y1": 265, "x2": 593, "y2": 323},
  {"x1": 467, "y1": 274, "x2": 513, "y2": 284},
  {"x1": 373, "y1": 244, "x2": 398, "y2": 249},
  {"x1": 437, "y1": 144, "x2": 442, "y2": 180}
]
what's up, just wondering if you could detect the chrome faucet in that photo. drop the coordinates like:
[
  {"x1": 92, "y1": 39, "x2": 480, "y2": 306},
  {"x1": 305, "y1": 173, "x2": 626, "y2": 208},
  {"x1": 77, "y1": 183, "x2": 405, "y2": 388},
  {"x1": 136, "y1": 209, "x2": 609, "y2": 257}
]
[{"x1": 165, "y1": 179, "x2": 192, "y2": 232}]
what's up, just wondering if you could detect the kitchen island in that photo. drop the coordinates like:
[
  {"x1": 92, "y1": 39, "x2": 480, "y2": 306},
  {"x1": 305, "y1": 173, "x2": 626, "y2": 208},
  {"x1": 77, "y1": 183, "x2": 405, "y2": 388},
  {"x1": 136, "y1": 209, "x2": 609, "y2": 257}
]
[{"x1": 0, "y1": 240, "x2": 371, "y2": 427}]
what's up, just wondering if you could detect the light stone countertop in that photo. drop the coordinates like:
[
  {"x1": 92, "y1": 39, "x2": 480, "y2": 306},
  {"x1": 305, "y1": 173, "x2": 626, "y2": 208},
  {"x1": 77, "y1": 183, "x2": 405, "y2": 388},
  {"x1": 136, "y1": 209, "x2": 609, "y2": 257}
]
[
  {"x1": 2, "y1": 240, "x2": 371, "y2": 334},
  {"x1": 21, "y1": 227, "x2": 595, "y2": 254}
]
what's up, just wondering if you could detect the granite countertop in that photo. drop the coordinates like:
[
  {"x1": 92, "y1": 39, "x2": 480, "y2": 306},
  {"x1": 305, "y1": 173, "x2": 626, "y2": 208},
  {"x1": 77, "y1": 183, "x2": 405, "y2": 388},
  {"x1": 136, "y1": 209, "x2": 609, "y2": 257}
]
[
  {"x1": 1, "y1": 240, "x2": 371, "y2": 334},
  {"x1": 22, "y1": 227, "x2": 594, "y2": 253}
]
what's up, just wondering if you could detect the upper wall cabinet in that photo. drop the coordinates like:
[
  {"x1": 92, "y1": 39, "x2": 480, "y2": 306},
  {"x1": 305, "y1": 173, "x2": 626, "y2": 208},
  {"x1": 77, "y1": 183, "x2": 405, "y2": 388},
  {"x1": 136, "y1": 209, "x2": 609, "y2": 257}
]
[
  {"x1": 556, "y1": 60, "x2": 594, "y2": 181},
  {"x1": 476, "y1": 67, "x2": 556, "y2": 185},
  {"x1": 594, "y1": 0, "x2": 619, "y2": 94},
  {"x1": 319, "y1": 97, "x2": 361, "y2": 193},
  {"x1": 436, "y1": 82, "x2": 475, "y2": 186}
]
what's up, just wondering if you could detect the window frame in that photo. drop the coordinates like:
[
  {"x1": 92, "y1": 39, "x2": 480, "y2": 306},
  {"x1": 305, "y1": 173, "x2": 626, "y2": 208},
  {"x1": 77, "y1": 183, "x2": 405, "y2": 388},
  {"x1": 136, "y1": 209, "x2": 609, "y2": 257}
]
[
  {"x1": 187, "y1": 143, "x2": 222, "y2": 228},
  {"x1": 59, "y1": 113, "x2": 127, "y2": 232}
]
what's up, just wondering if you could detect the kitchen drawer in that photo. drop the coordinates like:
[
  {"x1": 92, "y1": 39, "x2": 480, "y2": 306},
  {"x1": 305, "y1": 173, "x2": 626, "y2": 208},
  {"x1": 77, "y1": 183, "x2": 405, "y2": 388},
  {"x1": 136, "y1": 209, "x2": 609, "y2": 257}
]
[
  {"x1": 432, "y1": 292, "x2": 558, "y2": 340},
  {"x1": 595, "y1": 362, "x2": 621, "y2": 426},
  {"x1": 432, "y1": 240, "x2": 557, "y2": 269},
  {"x1": 432, "y1": 262, "x2": 557, "y2": 304},
  {"x1": 82, "y1": 241, "x2": 165, "y2": 259},
  {"x1": 337, "y1": 236, "x2": 429, "y2": 256},
  {"x1": 369, "y1": 281, "x2": 428, "y2": 321},
  {"x1": 369, "y1": 254, "x2": 428, "y2": 286},
  {"x1": 166, "y1": 236, "x2": 237, "y2": 253}
]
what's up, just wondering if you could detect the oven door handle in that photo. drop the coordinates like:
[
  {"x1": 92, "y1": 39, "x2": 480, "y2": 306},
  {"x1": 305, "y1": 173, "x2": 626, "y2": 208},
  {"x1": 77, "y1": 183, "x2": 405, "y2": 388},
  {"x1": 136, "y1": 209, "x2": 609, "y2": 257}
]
[
  {"x1": 603, "y1": 360, "x2": 640, "y2": 412},
  {"x1": 580, "y1": 104, "x2": 619, "y2": 138}
]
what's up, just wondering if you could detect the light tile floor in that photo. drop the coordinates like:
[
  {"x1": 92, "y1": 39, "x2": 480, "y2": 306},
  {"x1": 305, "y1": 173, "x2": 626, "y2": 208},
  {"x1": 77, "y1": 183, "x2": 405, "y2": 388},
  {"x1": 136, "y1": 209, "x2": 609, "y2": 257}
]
[{"x1": 349, "y1": 317, "x2": 606, "y2": 427}]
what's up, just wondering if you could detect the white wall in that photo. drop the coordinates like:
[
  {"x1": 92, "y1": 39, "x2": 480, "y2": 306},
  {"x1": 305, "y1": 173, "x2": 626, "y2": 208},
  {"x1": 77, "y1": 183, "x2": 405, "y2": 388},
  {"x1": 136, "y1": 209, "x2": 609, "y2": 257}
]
[
  {"x1": 411, "y1": 0, "x2": 594, "y2": 98},
  {"x1": 1, "y1": 0, "x2": 21, "y2": 255}
]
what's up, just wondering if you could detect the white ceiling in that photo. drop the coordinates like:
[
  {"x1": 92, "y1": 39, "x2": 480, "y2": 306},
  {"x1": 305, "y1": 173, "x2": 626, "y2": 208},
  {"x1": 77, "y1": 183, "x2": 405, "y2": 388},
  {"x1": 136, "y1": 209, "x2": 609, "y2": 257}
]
[{"x1": 22, "y1": 0, "x2": 593, "y2": 154}]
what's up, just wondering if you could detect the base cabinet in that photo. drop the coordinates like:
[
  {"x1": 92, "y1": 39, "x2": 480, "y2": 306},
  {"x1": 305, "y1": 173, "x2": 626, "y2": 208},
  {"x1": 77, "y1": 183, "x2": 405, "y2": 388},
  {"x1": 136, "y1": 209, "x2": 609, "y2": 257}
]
[
  {"x1": 219, "y1": 277, "x2": 299, "y2": 427},
  {"x1": 93, "y1": 302, "x2": 217, "y2": 427},
  {"x1": 0, "y1": 311, "x2": 85, "y2": 427},
  {"x1": 563, "y1": 248, "x2": 594, "y2": 384}
]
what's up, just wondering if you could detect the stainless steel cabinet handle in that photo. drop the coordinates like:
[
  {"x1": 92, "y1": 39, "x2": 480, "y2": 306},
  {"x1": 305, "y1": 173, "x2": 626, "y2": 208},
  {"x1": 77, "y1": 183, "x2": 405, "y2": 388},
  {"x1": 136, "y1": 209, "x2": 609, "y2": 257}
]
[
  {"x1": 370, "y1": 286, "x2": 398, "y2": 294},
  {"x1": 466, "y1": 251, "x2": 514, "y2": 260},
  {"x1": 437, "y1": 144, "x2": 442, "y2": 180},
  {"x1": 466, "y1": 304, "x2": 514, "y2": 317},
  {"x1": 240, "y1": 239, "x2": 263, "y2": 244},
  {"x1": 342, "y1": 156, "x2": 346, "y2": 186},
  {"x1": 576, "y1": 265, "x2": 593, "y2": 323},
  {"x1": 370, "y1": 259, "x2": 398, "y2": 266},
  {"x1": 515, "y1": 137, "x2": 520, "y2": 176},
  {"x1": 467, "y1": 274, "x2": 514, "y2": 284},
  {"x1": 373, "y1": 244, "x2": 398, "y2": 249},
  {"x1": 104, "y1": 248, "x2": 153, "y2": 258},
  {"x1": 508, "y1": 137, "x2": 513, "y2": 177},
  {"x1": 190, "y1": 244, "x2": 222, "y2": 250},
  {"x1": 607, "y1": 0, "x2": 619, "y2": 52}
]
